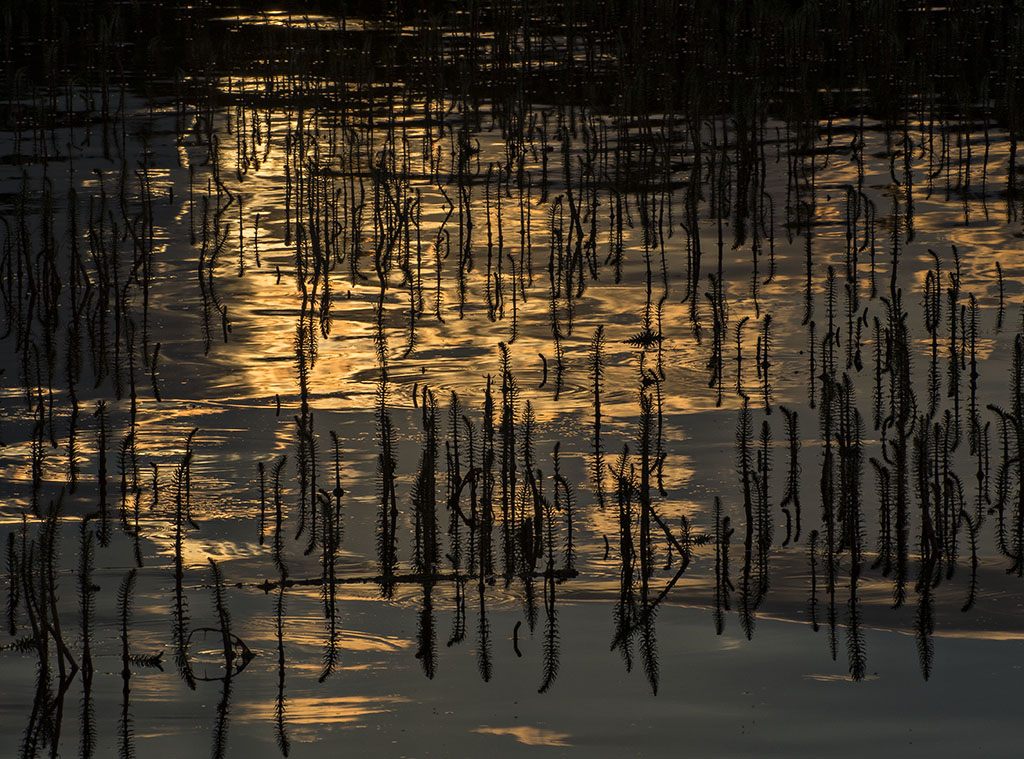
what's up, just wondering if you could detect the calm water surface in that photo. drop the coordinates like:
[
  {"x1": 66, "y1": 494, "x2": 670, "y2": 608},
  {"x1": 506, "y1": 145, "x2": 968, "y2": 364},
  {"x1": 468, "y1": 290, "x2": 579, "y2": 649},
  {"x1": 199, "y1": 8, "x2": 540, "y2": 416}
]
[{"x1": 2, "y1": 3, "x2": 1024, "y2": 756}]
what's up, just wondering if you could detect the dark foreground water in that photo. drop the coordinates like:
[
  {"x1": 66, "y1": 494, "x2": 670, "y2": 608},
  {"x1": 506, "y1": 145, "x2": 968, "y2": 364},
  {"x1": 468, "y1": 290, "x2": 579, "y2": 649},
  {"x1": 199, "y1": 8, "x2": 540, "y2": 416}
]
[{"x1": 3, "y1": 2, "x2": 1024, "y2": 756}]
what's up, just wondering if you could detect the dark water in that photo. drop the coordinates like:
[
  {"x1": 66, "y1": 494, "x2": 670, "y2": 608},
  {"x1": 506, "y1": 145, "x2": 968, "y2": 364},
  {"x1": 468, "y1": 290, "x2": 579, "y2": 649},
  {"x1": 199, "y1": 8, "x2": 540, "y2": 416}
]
[{"x1": 3, "y1": 2, "x2": 1024, "y2": 756}]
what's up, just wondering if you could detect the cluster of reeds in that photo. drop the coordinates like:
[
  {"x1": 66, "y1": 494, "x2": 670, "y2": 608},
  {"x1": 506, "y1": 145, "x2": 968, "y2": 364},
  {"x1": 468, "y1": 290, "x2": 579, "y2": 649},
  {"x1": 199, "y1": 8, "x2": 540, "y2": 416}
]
[{"x1": 6, "y1": 6, "x2": 1024, "y2": 754}]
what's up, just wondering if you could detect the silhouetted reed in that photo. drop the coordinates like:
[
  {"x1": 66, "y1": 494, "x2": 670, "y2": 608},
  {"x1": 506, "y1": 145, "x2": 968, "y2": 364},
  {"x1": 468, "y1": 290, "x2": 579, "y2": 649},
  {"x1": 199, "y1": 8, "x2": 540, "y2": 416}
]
[
  {"x1": 713, "y1": 497, "x2": 733, "y2": 635},
  {"x1": 735, "y1": 316, "x2": 750, "y2": 402},
  {"x1": 293, "y1": 321, "x2": 319, "y2": 553},
  {"x1": 521, "y1": 400, "x2": 541, "y2": 562},
  {"x1": 446, "y1": 392, "x2": 465, "y2": 570},
  {"x1": 807, "y1": 320, "x2": 817, "y2": 410},
  {"x1": 171, "y1": 429, "x2": 198, "y2": 690},
  {"x1": 704, "y1": 273, "x2": 726, "y2": 406},
  {"x1": 736, "y1": 399, "x2": 757, "y2": 638},
  {"x1": 924, "y1": 251, "x2": 942, "y2": 416},
  {"x1": 416, "y1": 581, "x2": 437, "y2": 680},
  {"x1": 915, "y1": 556, "x2": 936, "y2": 681},
  {"x1": 552, "y1": 443, "x2": 576, "y2": 573},
  {"x1": 94, "y1": 401, "x2": 110, "y2": 546},
  {"x1": 589, "y1": 326, "x2": 606, "y2": 509},
  {"x1": 271, "y1": 455, "x2": 288, "y2": 580},
  {"x1": 499, "y1": 343, "x2": 519, "y2": 579},
  {"x1": 447, "y1": 577, "x2": 467, "y2": 649},
  {"x1": 31, "y1": 496, "x2": 78, "y2": 682},
  {"x1": 318, "y1": 490, "x2": 341, "y2": 683},
  {"x1": 996, "y1": 261, "x2": 1006, "y2": 331},
  {"x1": 946, "y1": 248, "x2": 963, "y2": 445},
  {"x1": 7, "y1": 531, "x2": 18, "y2": 638},
  {"x1": 77, "y1": 521, "x2": 96, "y2": 681},
  {"x1": 754, "y1": 419, "x2": 773, "y2": 601},
  {"x1": 274, "y1": 582, "x2": 290, "y2": 756},
  {"x1": 880, "y1": 290, "x2": 916, "y2": 608},
  {"x1": 779, "y1": 407, "x2": 801, "y2": 545},
  {"x1": 412, "y1": 388, "x2": 440, "y2": 575},
  {"x1": 758, "y1": 314, "x2": 773, "y2": 414},
  {"x1": 537, "y1": 561, "x2": 560, "y2": 694},
  {"x1": 611, "y1": 445, "x2": 636, "y2": 671},
  {"x1": 118, "y1": 568, "x2": 136, "y2": 759},
  {"x1": 376, "y1": 382, "x2": 398, "y2": 593},
  {"x1": 208, "y1": 558, "x2": 244, "y2": 759},
  {"x1": 328, "y1": 431, "x2": 345, "y2": 541},
  {"x1": 79, "y1": 531, "x2": 96, "y2": 759},
  {"x1": 475, "y1": 570, "x2": 492, "y2": 683}
]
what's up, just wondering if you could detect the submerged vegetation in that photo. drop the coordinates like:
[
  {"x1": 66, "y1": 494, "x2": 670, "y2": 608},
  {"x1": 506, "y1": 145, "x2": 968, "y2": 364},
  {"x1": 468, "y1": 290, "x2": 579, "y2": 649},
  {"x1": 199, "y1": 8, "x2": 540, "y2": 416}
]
[{"x1": 3, "y1": 0, "x2": 1024, "y2": 754}]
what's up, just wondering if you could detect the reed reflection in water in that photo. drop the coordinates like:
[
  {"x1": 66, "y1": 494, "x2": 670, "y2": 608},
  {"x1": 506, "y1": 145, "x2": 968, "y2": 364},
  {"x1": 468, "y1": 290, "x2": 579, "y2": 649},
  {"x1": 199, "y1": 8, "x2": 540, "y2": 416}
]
[{"x1": 3, "y1": 1, "x2": 1024, "y2": 756}]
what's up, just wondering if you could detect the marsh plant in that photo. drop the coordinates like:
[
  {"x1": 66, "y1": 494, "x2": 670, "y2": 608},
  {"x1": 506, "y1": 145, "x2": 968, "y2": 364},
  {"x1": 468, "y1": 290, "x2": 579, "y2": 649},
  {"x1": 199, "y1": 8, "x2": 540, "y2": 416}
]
[{"x1": 3, "y1": 0, "x2": 1024, "y2": 754}]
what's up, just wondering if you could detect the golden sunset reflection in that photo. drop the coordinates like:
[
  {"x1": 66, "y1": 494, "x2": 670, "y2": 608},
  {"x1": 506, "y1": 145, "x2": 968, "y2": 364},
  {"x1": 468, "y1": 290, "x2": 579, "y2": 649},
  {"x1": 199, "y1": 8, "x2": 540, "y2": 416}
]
[
  {"x1": 7, "y1": 5, "x2": 1024, "y2": 755},
  {"x1": 474, "y1": 725, "x2": 573, "y2": 747},
  {"x1": 237, "y1": 695, "x2": 411, "y2": 726}
]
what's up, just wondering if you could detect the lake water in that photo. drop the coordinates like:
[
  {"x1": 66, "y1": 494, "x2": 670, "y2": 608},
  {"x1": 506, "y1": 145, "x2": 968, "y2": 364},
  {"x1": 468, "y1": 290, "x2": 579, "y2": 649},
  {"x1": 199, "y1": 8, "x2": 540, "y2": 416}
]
[{"x1": 3, "y1": 3, "x2": 1024, "y2": 756}]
